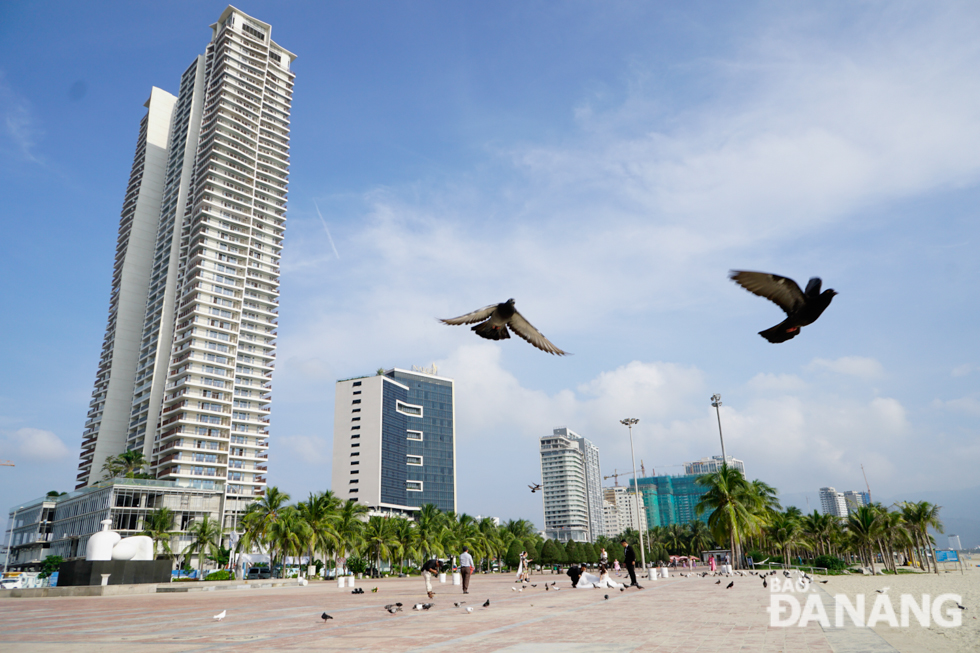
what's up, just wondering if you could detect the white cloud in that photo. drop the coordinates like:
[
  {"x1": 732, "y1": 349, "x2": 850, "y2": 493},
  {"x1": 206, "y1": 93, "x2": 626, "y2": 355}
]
[
  {"x1": 0, "y1": 428, "x2": 70, "y2": 462},
  {"x1": 0, "y1": 72, "x2": 41, "y2": 162},
  {"x1": 806, "y1": 356, "x2": 884, "y2": 379},
  {"x1": 932, "y1": 397, "x2": 980, "y2": 416},
  {"x1": 746, "y1": 373, "x2": 807, "y2": 392},
  {"x1": 952, "y1": 364, "x2": 974, "y2": 377}
]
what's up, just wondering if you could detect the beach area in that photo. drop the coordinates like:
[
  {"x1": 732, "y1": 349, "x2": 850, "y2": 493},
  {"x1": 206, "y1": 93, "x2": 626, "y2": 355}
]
[{"x1": 811, "y1": 558, "x2": 979, "y2": 653}]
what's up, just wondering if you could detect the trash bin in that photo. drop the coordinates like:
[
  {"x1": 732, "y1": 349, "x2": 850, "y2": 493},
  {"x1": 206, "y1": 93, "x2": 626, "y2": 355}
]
[
  {"x1": 438, "y1": 572, "x2": 447, "y2": 584},
  {"x1": 347, "y1": 576, "x2": 356, "y2": 587},
  {"x1": 452, "y1": 572, "x2": 461, "y2": 586}
]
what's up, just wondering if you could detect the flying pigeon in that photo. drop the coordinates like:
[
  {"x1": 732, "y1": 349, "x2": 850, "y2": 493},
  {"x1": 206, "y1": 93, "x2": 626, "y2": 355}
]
[
  {"x1": 321, "y1": 612, "x2": 333, "y2": 622},
  {"x1": 483, "y1": 599, "x2": 491, "y2": 607},
  {"x1": 726, "y1": 582, "x2": 734, "y2": 589},
  {"x1": 213, "y1": 610, "x2": 226, "y2": 621},
  {"x1": 439, "y1": 299, "x2": 569, "y2": 355},
  {"x1": 729, "y1": 271, "x2": 837, "y2": 343},
  {"x1": 531, "y1": 584, "x2": 537, "y2": 588}
]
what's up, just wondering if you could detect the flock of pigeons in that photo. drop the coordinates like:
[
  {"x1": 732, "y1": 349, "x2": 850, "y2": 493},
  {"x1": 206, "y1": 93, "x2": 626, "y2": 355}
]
[{"x1": 440, "y1": 271, "x2": 838, "y2": 354}]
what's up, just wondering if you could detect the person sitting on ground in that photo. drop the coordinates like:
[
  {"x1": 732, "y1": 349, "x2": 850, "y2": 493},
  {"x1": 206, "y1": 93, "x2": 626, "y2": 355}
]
[
  {"x1": 595, "y1": 564, "x2": 625, "y2": 589},
  {"x1": 566, "y1": 563, "x2": 582, "y2": 587},
  {"x1": 575, "y1": 562, "x2": 601, "y2": 588}
]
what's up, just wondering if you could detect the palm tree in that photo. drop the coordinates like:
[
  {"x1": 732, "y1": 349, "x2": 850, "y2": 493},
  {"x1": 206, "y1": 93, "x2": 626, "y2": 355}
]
[
  {"x1": 767, "y1": 513, "x2": 812, "y2": 566},
  {"x1": 900, "y1": 501, "x2": 943, "y2": 573},
  {"x1": 239, "y1": 486, "x2": 291, "y2": 557},
  {"x1": 441, "y1": 512, "x2": 479, "y2": 563},
  {"x1": 183, "y1": 514, "x2": 226, "y2": 573},
  {"x1": 334, "y1": 499, "x2": 370, "y2": 572},
  {"x1": 695, "y1": 464, "x2": 763, "y2": 568},
  {"x1": 392, "y1": 517, "x2": 419, "y2": 572},
  {"x1": 363, "y1": 515, "x2": 399, "y2": 574},
  {"x1": 101, "y1": 450, "x2": 150, "y2": 480},
  {"x1": 664, "y1": 524, "x2": 687, "y2": 556},
  {"x1": 846, "y1": 505, "x2": 881, "y2": 573},
  {"x1": 687, "y1": 520, "x2": 714, "y2": 557},
  {"x1": 502, "y1": 518, "x2": 536, "y2": 540},
  {"x1": 416, "y1": 504, "x2": 445, "y2": 561},
  {"x1": 140, "y1": 508, "x2": 178, "y2": 559},
  {"x1": 476, "y1": 517, "x2": 504, "y2": 572},
  {"x1": 267, "y1": 507, "x2": 309, "y2": 577},
  {"x1": 296, "y1": 491, "x2": 340, "y2": 576}
]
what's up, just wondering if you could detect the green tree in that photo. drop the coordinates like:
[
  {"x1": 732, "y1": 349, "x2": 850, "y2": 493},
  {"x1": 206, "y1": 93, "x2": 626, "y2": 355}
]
[
  {"x1": 239, "y1": 486, "x2": 291, "y2": 557},
  {"x1": 539, "y1": 539, "x2": 559, "y2": 567},
  {"x1": 695, "y1": 464, "x2": 763, "y2": 568},
  {"x1": 564, "y1": 540, "x2": 580, "y2": 565},
  {"x1": 38, "y1": 555, "x2": 64, "y2": 579},
  {"x1": 267, "y1": 507, "x2": 310, "y2": 577},
  {"x1": 296, "y1": 491, "x2": 341, "y2": 573},
  {"x1": 101, "y1": 450, "x2": 151, "y2": 480},
  {"x1": 687, "y1": 520, "x2": 714, "y2": 556},
  {"x1": 334, "y1": 499, "x2": 370, "y2": 572},
  {"x1": 504, "y1": 538, "x2": 523, "y2": 568},
  {"x1": 182, "y1": 514, "x2": 226, "y2": 572},
  {"x1": 140, "y1": 507, "x2": 178, "y2": 559},
  {"x1": 416, "y1": 504, "x2": 445, "y2": 560}
]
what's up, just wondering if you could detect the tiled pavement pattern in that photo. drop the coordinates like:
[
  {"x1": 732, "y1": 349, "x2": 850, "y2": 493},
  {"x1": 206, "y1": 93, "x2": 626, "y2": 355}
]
[{"x1": 0, "y1": 573, "x2": 893, "y2": 652}]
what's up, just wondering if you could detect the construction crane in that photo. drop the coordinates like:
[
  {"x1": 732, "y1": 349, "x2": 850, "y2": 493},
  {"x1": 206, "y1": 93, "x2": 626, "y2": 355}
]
[
  {"x1": 603, "y1": 469, "x2": 630, "y2": 487},
  {"x1": 861, "y1": 463, "x2": 871, "y2": 502},
  {"x1": 0, "y1": 460, "x2": 14, "y2": 467}
]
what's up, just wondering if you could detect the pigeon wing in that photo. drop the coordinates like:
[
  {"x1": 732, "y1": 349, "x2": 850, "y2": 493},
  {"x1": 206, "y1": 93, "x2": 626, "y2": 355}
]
[
  {"x1": 439, "y1": 304, "x2": 498, "y2": 326},
  {"x1": 729, "y1": 271, "x2": 806, "y2": 314},
  {"x1": 509, "y1": 310, "x2": 569, "y2": 356}
]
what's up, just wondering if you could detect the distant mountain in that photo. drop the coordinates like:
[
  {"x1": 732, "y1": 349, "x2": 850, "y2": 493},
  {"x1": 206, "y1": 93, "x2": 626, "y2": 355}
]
[{"x1": 781, "y1": 486, "x2": 980, "y2": 550}]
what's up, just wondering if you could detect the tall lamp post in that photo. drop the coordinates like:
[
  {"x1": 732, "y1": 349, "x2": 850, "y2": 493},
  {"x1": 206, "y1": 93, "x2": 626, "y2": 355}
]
[
  {"x1": 620, "y1": 418, "x2": 646, "y2": 573},
  {"x1": 710, "y1": 394, "x2": 727, "y2": 464}
]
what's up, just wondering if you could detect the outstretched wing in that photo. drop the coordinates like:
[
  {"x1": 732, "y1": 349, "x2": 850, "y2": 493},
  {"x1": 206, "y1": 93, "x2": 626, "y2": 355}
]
[
  {"x1": 729, "y1": 271, "x2": 806, "y2": 314},
  {"x1": 509, "y1": 310, "x2": 569, "y2": 356},
  {"x1": 439, "y1": 304, "x2": 498, "y2": 325}
]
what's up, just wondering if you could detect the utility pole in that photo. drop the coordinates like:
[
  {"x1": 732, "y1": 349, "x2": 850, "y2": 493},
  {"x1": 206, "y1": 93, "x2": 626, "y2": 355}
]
[
  {"x1": 620, "y1": 418, "x2": 646, "y2": 574},
  {"x1": 710, "y1": 395, "x2": 726, "y2": 463}
]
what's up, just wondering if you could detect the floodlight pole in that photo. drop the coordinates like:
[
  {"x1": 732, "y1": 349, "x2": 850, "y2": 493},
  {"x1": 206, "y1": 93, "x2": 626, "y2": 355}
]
[
  {"x1": 620, "y1": 418, "x2": 646, "y2": 572},
  {"x1": 710, "y1": 394, "x2": 727, "y2": 464}
]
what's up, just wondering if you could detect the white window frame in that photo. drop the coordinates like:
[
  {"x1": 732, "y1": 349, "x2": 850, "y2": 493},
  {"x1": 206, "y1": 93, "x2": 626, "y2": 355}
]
[
  {"x1": 406, "y1": 480, "x2": 423, "y2": 492},
  {"x1": 407, "y1": 455, "x2": 423, "y2": 466},
  {"x1": 396, "y1": 401, "x2": 423, "y2": 417},
  {"x1": 406, "y1": 430, "x2": 423, "y2": 441}
]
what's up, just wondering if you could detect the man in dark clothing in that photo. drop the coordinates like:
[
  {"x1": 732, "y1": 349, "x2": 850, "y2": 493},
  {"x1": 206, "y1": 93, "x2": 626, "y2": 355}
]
[
  {"x1": 620, "y1": 539, "x2": 643, "y2": 589},
  {"x1": 421, "y1": 559, "x2": 440, "y2": 598},
  {"x1": 566, "y1": 563, "x2": 582, "y2": 587}
]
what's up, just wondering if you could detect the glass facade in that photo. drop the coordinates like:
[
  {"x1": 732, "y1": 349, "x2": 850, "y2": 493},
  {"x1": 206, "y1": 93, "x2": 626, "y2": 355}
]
[
  {"x1": 388, "y1": 370, "x2": 455, "y2": 513},
  {"x1": 379, "y1": 380, "x2": 409, "y2": 507},
  {"x1": 630, "y1": 475, "x2": 710, "y2": 528}
]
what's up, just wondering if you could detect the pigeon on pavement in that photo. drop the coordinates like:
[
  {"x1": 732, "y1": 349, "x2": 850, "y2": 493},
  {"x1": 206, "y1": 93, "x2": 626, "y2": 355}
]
[
  {"x1": 440, "y1": 299, "x2": 569, "y2": 355},
  {"x1": 483, "y1": 599, "x2": 491, "y2": 607},
  {"x1": 213, "y1": 610, "x2": 226, "y2": 621},
  {"x1": 466, "y1": 606, "x2": 474, "y2": 613},
  {"x1": 321, "y1": 612, "x2": 334, "y2": 622},
  {"x1": 729, "y1": 271, "x2": 837, "y2": 343},
  {"x1": 727, "y1": 582, "x2": 734, "y2": 589}
]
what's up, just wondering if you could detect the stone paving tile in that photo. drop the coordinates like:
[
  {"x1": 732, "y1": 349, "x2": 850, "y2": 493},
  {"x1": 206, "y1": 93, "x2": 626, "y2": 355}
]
[{"x1": 0, "y1": 573, "x2": 855, "y2": 652}]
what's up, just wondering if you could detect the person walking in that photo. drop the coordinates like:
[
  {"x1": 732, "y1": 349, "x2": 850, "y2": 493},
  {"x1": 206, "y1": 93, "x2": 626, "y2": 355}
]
[
  {"x1": 600, "y1": 548, "x2": 608, "y2": 566},
  {"x1": 620, "y1": 538, "x2": 643, "y2": 589},
  {"x1": 421, "y1": 558, "x2": 439, "y2": 599},
  {"x1": 459, "y1": 546, "x2": 475, "y2": 594}
]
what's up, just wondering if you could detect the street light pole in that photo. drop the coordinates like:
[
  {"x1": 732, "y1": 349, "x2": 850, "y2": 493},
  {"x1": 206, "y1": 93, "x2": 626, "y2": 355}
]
[
  {"x1": 710, "y1": 394, "x2": 727, "y2": 464},
  {"x1": 620, "y1": 418, "x2": 646, "y2": 573}
]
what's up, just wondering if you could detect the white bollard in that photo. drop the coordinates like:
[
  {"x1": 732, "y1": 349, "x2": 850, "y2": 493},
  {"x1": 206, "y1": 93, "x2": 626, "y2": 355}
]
[
  {"x1": 100, "y1": 574, "x2": 111, "y2": 586},
  {"x1": 347, "y1": 576, "x2": 356, "y2": 587},
  {"x1": 452, "y1": 572, "x2": 461, "y2": 586},
  {"x1": 647, "y1": 568, "x2": 657, "y2": 581},
  {"x1": 337, "y1": 576, "x2": 345, "y2": 588},
  {"x1": 438, "y1": 572, "x2": 447, "y2": 584},
  {"x1": 660, "y1": 567, "x2": 669, "y2": 578}
]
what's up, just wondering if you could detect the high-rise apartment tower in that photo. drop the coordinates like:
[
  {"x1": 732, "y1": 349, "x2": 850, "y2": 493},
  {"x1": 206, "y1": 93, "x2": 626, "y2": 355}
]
[
  {"x1": 75, "y1": 6, "x2": 295, "y2": 531},
  {"x1": 539, "y1": 427, "x2": 602, "y2": 542},
  {"x1": 819, "y1": 487, "x2": 848, "y2": 518}
]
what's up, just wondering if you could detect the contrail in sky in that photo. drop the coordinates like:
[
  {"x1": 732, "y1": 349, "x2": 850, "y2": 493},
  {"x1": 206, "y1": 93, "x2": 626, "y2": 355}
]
[{"x1": 313, "y1": 200, "x2": 340, "y2": 260}]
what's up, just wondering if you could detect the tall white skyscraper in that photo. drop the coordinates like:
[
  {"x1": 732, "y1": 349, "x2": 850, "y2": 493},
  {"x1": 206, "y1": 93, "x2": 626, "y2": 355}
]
[
  {"x1": 539, "y1": 427, "x2": 602, "y2": 542},
  {"x1": 602, "y1": 486, "x2": 648, "y2": 534},
  {"x1": 75, "y1": 6, "x2": 295, "y2": 531},
  {"x1": 819, "y1": 487, "x2": 848, "y2": 518}
]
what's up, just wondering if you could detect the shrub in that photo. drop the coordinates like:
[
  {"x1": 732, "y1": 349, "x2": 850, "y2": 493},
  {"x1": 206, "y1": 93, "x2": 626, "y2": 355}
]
[
  {"x1": 205, "y1": 570, "x2": 232, "y2": 581},
  {"x1": 346, "y1": 555, "x2": 368, "y2": 575},
  {"x1": 813, "y1": 555, "x2": 847, "y2": 571}
]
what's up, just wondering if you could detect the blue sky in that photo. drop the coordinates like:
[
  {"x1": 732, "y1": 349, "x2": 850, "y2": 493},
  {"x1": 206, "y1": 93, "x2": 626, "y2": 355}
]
[{"x1": 1, "y1": 2, "x2": 978, "y2": 544}]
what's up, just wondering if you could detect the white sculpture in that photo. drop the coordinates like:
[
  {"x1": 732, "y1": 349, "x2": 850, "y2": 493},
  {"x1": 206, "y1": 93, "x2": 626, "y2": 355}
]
[{"x1": 86, "y1": 519, "x2": 155, "y2": 561}]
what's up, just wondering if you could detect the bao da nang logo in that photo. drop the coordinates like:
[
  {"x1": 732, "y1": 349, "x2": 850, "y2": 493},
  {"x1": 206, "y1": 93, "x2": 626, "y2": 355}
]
[{"x1": 766, "y1": 577, "x2": 963, "y2": 628}]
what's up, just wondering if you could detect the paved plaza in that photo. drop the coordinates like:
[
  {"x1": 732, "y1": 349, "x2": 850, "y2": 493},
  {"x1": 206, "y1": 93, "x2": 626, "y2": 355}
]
[{"x1": 1, "y1": 572, "x2": 896, "y2": 652}]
